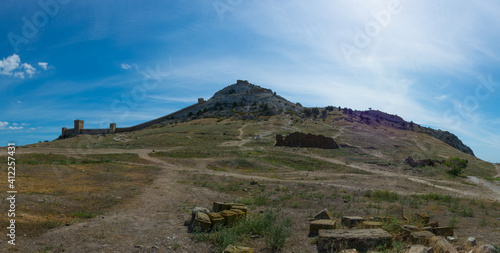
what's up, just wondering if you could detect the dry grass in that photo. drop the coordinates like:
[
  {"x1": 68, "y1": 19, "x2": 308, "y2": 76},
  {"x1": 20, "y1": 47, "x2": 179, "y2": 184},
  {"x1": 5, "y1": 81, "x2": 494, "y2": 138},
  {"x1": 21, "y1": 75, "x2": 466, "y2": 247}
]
[{"x1": 0, "y1": 153, "x2": 160, "y2": 236}]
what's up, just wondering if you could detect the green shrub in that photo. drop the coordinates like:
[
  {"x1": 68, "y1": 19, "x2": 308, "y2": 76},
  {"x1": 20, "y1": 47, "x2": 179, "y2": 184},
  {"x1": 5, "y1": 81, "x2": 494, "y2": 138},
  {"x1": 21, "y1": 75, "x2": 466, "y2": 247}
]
[
  {"x1": 419, "y1": 193, "x2": 453, "y2": 203},
  {"x1": 460, "y1": 207, "x2": 474, "y2": 217},
  {"x1": 193, "y1": 210, "x2": 292, "y2": 252},
  {"x1": 365, "y1": 190, "x2": 399, "y2": 202},
  {"x1": 443, "y1": 157, "x2": 467, "y2": 176},
  {"x1": 265, "y1": 216, "x2": 291, "y2": 250}
]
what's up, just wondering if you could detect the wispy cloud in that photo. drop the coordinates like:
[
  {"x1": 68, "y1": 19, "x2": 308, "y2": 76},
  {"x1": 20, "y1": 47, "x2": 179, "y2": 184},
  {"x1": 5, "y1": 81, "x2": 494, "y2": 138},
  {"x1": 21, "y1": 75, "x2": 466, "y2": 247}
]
[
  {"x1": 148, "y1": 95, "x2": 200, "y2": 103},
  {"x1": 121, "y1": 63, "x2": 131, "y2": 70},
  {"x1": 434, "y1": 95, "x2": 449, "y2": 102},
  {"x1": 38, "y1": 62, "x2": 52, "y2": 70}
]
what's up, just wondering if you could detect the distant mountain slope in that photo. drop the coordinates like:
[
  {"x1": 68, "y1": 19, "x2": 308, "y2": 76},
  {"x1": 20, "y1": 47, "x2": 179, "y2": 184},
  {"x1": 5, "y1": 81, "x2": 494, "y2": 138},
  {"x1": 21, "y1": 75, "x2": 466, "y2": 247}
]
[{"x1": 340, "y1": 109, "x2": 474, "y2": 156}]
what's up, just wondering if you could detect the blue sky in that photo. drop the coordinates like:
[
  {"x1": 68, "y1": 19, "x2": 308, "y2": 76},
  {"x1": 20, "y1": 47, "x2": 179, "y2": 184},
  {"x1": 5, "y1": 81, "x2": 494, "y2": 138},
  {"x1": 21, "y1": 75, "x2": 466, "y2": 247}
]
[{"x1": 1, "y1": 0, "x2": 499, "y2": 162}]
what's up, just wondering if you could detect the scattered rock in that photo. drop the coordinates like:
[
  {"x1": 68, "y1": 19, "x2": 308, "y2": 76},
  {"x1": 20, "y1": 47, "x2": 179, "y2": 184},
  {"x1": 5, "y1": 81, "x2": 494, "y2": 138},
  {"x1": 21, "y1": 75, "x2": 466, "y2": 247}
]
[
  {"x1": 422, "y1": 227, "x2": 433, "y2": 232},
  {"x1": 208, "y1": 212, "x2": 225, "y2": 229},
  {"x1": 317, "y1": 229, "x2": 392, "y2": 253},
  {"x1": 412, "y1": 213, "x2": 430, "y2": 225},
  {"x1": 447, "y1": 236, "x2": 456, "y2": 242},
  {"x1": 371, "y1": 216, "x2": 390, "y2": 222},
  {"x1": 314, "y1": 209, "x2": 333, "y2": 220},
  {"x1": 341, "y1": 216, "x2": 365, "y2": 228},
  {"x1": 430, "y1": 236, "x2": 458, "y2": 253},
  {"x1": 361, "y1": 221, "x2": 382, "y2": 229},
  {"x1": 385, "y1": 204, "x2": 404, "y2": 220},
  {"x1": 467, "y1": 237, "x2": 477, "y2": 247},
  {"x1": 475, "y1": 244, "x2": 498, "y2": 253},
  {"x1": 401, "y1": 225, "x2": 420, "y2": 238},
  {"x1": 426, "y1": 221, "x2": 439, "y2": 228},
  {"x1": 432, "y1": 226, "x2": 454, "y2": 237},
  {"x1": 250, "y1": 180, "x2": 258, "y2": 185},
  {"x1": 407, "y1": 245, "x2": 432, "y2": 253},
  {"x1": 191, "y1": 207, "x2": 210, "y2": 221},
  {"x1": 220, "y1": 210, "x2": 239, "y2": 226},
  {"x1": 213, "y1": 202, "x2": 234, "y2": 212},
  {"x1": 309, "y1": 219, "x2": 336, "y2": 237},
  {"x1": 223, "y1": 245, "x2": 254, "y2": 253},
  {"x1": 192, "y1": 212, "x2": 212, "y2": 231},
  {"x1": 231, "y1": 204, "x2": 248, "y2": 215},
  {"x1": 409, "y1": 231, "x2": 435, "y2": 246},
  {"x1": 230, "y1": 209, "x2": 246, "y2": 220}
]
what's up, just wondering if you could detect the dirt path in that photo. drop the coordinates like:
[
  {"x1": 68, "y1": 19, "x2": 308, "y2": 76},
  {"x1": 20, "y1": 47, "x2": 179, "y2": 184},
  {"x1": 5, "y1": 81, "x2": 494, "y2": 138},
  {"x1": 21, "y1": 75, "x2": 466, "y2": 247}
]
[
  {"x1": 332, "y1": 126, "x2": 344, "y2": 139},
  {"x1": 219, "y1": 124, "x2": 252, "y2": 147},
  {"x1": 17, "y1": 147, "x2": 500, "y2": 201},
  {"x1": 13, "y1": 151, "x2": 225, "y2": 252},
  {"x1": 10, "y1": 146, "x2": 500, "y2": 252},
  {"x1": 295, "y1": 152, "x2": 499, "y2": 200}
]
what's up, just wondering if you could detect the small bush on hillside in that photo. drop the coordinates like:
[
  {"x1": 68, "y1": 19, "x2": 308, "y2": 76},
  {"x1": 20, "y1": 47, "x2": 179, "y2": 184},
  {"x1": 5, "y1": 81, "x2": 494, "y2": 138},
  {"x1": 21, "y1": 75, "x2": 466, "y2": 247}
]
[
  {"x1": 443, "y1": 157, "x2": 467, "y2": 176},
  {"x1": 193, "y1": 210, "x2": 291, "y2": 252},
  {"x1": 365, "y1": 189, "x2": 399, "y2": 202}
]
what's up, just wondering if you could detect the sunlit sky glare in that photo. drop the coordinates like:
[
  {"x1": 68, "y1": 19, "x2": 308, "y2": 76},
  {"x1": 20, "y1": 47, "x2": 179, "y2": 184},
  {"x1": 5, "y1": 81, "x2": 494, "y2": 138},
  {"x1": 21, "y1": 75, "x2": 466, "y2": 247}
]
[{"x1": 1, "y1": 0, "x2": 499, "y2": 162}]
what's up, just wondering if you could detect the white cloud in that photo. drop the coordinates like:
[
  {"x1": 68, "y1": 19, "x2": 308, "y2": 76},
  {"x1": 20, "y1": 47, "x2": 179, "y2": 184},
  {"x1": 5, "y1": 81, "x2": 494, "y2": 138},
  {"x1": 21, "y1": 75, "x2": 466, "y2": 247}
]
[
  {"x1": 121, "y1": 63, "x2": 131, "y2": 70},
  {"x1": 0, "y1": 54, "x2": 49, "y2": 79},
  {"x1": 22, "y1": 63, "x2": 37, "y2": 78},
  {"x1": 0, "y1": 54, "x2": 21, "y2": 76},
  {"x1": 38, "y1": 62, "x2": 51, "y2": 70},
  {"x1": 13, "y1": 72, "x2": 24, "y2": 79},
  {"x1": 0, "y1": 121, "x2": 25, "y2": 130}
]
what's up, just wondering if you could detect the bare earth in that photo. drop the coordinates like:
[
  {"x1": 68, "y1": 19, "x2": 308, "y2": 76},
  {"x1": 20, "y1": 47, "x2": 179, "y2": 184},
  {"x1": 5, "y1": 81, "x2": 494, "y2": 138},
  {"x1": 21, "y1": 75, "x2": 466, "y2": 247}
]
[{"x1": 7, "y1": 145, "x2": 500, "y2": 252}]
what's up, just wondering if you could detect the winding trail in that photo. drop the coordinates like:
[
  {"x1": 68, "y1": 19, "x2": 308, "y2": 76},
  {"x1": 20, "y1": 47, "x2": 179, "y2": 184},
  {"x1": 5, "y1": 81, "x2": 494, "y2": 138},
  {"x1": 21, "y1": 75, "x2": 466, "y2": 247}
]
[
  {"x1": 16, "y1": 146, "x2": 500, "y2": 200},
  {"x1": 219, "y1": 124, "x2": 252, "y2": 147}
]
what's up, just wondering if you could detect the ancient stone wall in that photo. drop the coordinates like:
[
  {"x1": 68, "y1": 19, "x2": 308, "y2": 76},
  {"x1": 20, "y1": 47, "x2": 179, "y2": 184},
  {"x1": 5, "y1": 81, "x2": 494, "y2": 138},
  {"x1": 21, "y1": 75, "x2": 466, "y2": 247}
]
[
  {"x1": 61, "y1": 100, "x2": 205, "y2": 138},
  {"x1": 275, "y1": 132, "x2": 339, "y2": 149}
]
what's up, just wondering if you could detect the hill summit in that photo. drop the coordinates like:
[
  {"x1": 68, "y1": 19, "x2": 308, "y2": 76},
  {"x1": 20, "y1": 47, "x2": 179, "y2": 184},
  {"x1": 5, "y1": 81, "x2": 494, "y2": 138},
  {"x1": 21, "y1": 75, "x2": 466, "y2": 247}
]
[{"x1": 60, "y1": 80, "x2": 474, "y2": 156}]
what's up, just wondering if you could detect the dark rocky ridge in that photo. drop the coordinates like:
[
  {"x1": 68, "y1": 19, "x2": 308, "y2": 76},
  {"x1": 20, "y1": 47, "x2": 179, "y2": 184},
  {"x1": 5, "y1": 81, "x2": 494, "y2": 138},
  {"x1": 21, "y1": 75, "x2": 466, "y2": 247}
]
[
  {"x1": 420, "y1": 128, "x2": 475, "y2": 156},
  {"x1": 341, "y1": 109, "x2": 475, "y2": 156}
]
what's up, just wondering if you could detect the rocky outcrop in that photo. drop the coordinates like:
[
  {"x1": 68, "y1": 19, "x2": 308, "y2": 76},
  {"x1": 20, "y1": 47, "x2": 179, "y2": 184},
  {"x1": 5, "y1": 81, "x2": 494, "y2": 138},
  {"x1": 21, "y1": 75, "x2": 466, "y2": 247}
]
[
  {"x1": 275, "y1": 132, "x2": 339, "y2": 149},
  {"x1": 421, "y1": 128, "x2": 475, "y2": 156},
  {"x1": 405, "y1": 156, "x2": 437, "y2": 167}
]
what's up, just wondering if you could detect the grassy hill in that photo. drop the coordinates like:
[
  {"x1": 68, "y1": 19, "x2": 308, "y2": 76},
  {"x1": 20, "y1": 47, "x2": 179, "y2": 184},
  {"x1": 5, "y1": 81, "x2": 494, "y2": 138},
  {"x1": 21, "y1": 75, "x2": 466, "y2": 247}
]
[{"x1": 2, "y1": 81, "x2": 499, "y2": 252}]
